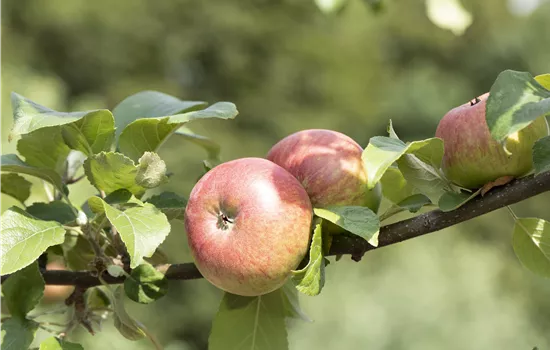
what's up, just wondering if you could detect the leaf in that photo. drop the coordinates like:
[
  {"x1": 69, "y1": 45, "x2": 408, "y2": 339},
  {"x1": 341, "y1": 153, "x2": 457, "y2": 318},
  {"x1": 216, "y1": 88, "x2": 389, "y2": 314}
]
[
  {"x1": 535, "y1": 74, "x2": 550, "y2": 89},
  {"x1": 124, "y1": 263, "x2": 168, "y2": 304},
  {"x1": 2, "y1": 262, "x2": 44, "y2": 318},
  {"x1": 396, "y1": 193, "x2": 432, "y2": 213},
  {"x1": 62, "y1": 235, "x2": 95, "y2": 271},
  {"x1": 26, "y1": 201, "x2": 77, "y2": 224},
  {"x1": 17, "y1": 127, "x2": 71, "y2": 174},
  {"x1": 143, "y1": 248, "x2": 169, "y2": 265},
  {"x1": 209, "y1": 290, "x2": 289, "y2": 350},
  {"x1": 92, "y1": 198, "x2": 170, "y2": 268},
  {"x1": 107, "y1": 286, "x2": 147, "y2": 341},
  {"x1": 512, "y1": 218, "x2": 550, "y2": 278},
  {"x1": 281, "y1": 282, "x2": 312, "y2": 322},
  {"x1": 362, "y1": 134, "x2": 444, "y2": 190},
  {"x1": 438, "y1": 189, "x2": 481, "y2": 212},
  {"x1": 1, "y1": 207, "x2": 66, "y2": 275},
  {"x1": 379, "y1": 167, "x2": 415, "y2": 204},
  {"x1": 145, "y1": 192, "x2": 187, "y2": 221},
  {"x1": 1, "y1": 173, "x2": 32, "y2": 204},
  {"x1": 396, "y1": 154, "x2": 450, "y2": 203},
  {"x1": 314, "y1": 206, "x2": 380, "y2": 246},
  {"x1": 61, "y1": 110, "x2": 115, "y2": 156},
  {"x1": 1, "y1": 318, "x2": 38, "y2": 350},
  {"x1": 291, "y1": 222, "x2": 325, "y2": 296},
  {"x1": 83, "y1": 152, "x2": 145, "y2": 196},
  {"x1": 9, "y1": 92, "x2": 110, "y2": 141},
  {"x1": 39, "y1": 336, "x2": 84, "y2": 350},
  {"x1": 533, "y1": 136, "x2": 550, "y2": 175},
  {"x1": 480, "y1": 175, "x2": 514, "y2": 196},
  {"x1": 486, "y1": 70, "x2": 550, "y2": 143},
  {"x1": 1, "y1": 154, "x2": 65, "y2": 193},
  {"x1": 112, "y1": 90, "x2": 207, "y2": 140},
  {"x1": 135, "y1": 152, "x2": 168, "y2": 189},
  {"x1": 118, "y1": 101, "x2": 238, "y2": 161},
  {"x1": 174, "y1": 126, "x2": 221, "y2": 164},
  {"x1": 85, "y1": 287, "x2": 111, "y2": 310}
]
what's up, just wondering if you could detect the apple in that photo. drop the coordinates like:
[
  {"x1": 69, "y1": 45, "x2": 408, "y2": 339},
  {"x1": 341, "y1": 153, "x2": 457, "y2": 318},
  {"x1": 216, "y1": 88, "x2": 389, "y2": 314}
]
[
  {"x1": 42, "y1": 261, "x2": 75, "y2": 303},
  {"x1": 184, "y1": 157, "x2": 313, "y2": 296},
  {"x1": 266, "y1": 129, "x2": 381, "y2": 211},
  {"x1": 436, "y1": 93, "x2": 549, "y2": 189}
]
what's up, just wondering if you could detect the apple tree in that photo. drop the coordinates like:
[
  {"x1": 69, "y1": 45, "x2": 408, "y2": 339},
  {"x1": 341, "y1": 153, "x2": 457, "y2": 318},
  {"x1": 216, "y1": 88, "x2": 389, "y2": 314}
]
[{"x1": 1, "y1": 69, "x2": 550, "y2": 350}]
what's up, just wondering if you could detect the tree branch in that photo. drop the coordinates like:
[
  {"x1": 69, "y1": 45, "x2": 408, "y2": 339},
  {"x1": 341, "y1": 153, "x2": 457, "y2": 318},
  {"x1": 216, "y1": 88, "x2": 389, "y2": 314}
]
[{"x1": 2, "y1": 171, "x2": 549, "y2": 287}]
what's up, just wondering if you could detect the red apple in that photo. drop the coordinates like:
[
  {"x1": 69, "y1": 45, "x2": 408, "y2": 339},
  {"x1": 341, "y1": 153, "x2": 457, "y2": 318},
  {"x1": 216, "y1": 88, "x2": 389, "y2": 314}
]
[
  {"x1": 266, "y1": 129, "x2": 381, "y2": 211},
  {"x1": 184, "y1": 157, "x2": 313, "y2": 296},
  {"x1": 436, "y1": 93, "x2": 549, "y2": 189}
]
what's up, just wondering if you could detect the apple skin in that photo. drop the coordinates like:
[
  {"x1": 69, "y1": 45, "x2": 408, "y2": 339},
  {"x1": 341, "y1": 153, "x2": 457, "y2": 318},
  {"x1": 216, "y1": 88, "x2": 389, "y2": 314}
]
[
  {"x1": 266, "y1": 129, "x2": 381, "y2": 211},
  {"x1": 436, "y1": 92, "x2": 549, "y2": 189},
  {"x1": 184, "y1": 157, "x2": 313, "y2": 296}
]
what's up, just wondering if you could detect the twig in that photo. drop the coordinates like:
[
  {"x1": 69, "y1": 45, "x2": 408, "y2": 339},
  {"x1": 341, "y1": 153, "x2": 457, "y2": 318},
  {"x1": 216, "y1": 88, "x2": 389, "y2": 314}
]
[{"x1": 2, "y1": 171, "x2": 549, "y2": 286}]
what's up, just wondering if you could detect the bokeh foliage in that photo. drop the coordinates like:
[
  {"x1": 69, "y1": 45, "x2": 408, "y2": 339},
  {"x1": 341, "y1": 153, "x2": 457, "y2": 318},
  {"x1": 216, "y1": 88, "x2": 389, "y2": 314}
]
[{"x1": 2, "y1": 0, "x2": 550, "y2": 349}]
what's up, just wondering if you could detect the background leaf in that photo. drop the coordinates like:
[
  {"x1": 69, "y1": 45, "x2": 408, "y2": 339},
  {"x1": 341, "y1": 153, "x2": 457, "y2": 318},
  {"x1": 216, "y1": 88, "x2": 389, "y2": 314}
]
[
  {"x1": 174, "y1": 126, "x2": 221, "y2": 164},
  {"x1": 61, "y1": 110, "x2": 115, "y2": 156},
  {"x1": 512, "y1": 218, "x2": 550, "y2": 278},
  {"x1": 1, "y1": 207, "x2": 66, "y2": 275},
  {"x1": 145, "y1": 192, "x2": 187, "y2": 221},
  {"x1": 314, "y1": 206, "x2": 380, "y2": 246},
  {"x1": 0, "y1": 318, "x2": 38, "y2": 350},
  {"x1": 83, "y1": 152, "x2": 144, "y2": 196},
  {"x1": 486, "y1": 70, "x2": 550, "y2": 143},
  {"x1": 1, "y1": 154, "x2": 65, "y2": 193},
  {"x1": 93, "y1": 198, "x2": 170, "y2": 268},
  {"x1": 2, "y1": 262, "x2": 44, "y2": 318},
  {"x1": 209, "y1": 290, "x2": 289, "y2": 350},
  {"x1": 118, "y1": 101, "x2": 238, "y2": 161},
  {"x1": 107, "y1": 286, "x2": 147, "y2": 341},
  {"x1": 291, "y1": 222, "x2": 325, "y2": 296},
  {"x1": 39, "y1": 336, "x2": 84, "y2": 350},
  {"x1": 438, "y1": 189, "x2": 481, "y2": 212},
  {"x1": 1, "y1": 173, "x2": 32, "y2": 204},
  {"x1": 112, "y1": 90, "x2": 207, "y2": 139},
  {"x1": 26, "y1": 201, "x2": 77, "y2": 224},
  {"x1": 281, "y1": 282, "x2": 312, "y2": 322},
  {"x1": 124, "y1": 263, "x2": 168, "y2": 304},
  {"x1": 533, "y1": 136, "x2": 550, "y2": 175}
]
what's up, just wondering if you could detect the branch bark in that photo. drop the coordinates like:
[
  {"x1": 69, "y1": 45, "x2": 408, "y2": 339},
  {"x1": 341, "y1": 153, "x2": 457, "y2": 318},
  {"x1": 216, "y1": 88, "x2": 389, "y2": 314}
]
[{"x1": 3, "y1": 171, "x2": 550, "y2": 287}]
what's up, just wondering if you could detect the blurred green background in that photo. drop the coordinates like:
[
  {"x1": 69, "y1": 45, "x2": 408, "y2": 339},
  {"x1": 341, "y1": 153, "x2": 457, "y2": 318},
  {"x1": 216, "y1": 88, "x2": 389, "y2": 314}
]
[{"x1": 2, "y1": 0, "x2": 550, "y2": 349}]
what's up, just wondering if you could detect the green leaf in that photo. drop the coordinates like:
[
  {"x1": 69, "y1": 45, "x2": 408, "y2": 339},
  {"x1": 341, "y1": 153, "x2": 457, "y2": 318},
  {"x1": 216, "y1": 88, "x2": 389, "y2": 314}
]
[
  {"x1": 533, "y1": 136, "x2": 550, "y2": 175},
  {"x1": 1, "y1": 318, "x2": 38, "y2": 350},
  {"x1": 61, "y1": 110, "x2": 115, "y2": 156},
  {"x1": 124, "y1": 263, "x2": 168, "y2": 304},
  {"x1": 174, "y1": 126, "x2": 221, "y2": 164},
  {"x1": 209, "y1": 290, "x2": 289, "y2": 350},
  {"x1": 362, "y1": 134, "x2": 444, "y2": 190},
  {"x1": 1, "y1": 207, "x2": 66, "y2": 275},
  {"x1": 39, "y1": 336, "x2": 84, "y2": 350},
  {"x1": 396, "y1": 193, "x2": 432, "y2": 212},
  {"x1": 379, "y1": 167, "x2": 415, "y2": 204},
  {"x1": 396, "y1": 154, "x2": 450, "y2": 203},
  {"x1": 118, "y1": 101, "x2": 238, "y2": 161},
  {"x1": 2, "y1": 262, "x2": 44, "y2": 318},
  {"x1": 438, "y1": 189, "x2": 481, "y2": 212},
  {"x1": 83, "y1": 152, "x2": 145, "y2": 196},
  {"x1": 112, "y1": 90, "x2": 207, "y2": 139},
  {"x1": 9, "y1": 92, "x2": 110, "y2": 141},
  {"x1": 512, "y1": 218, "x2": 550, "y2": 278},
  {"x1": 85, "y1": 287, "x2": 111, "y2": 310},
  {"x1": 135, "y1": 152, "x2": 168, "y2": 189},
  {"x1": 17, "y1": 127, "x2": 71, "y2": 174},
  {"x1": 1, "y1": 173, "x2": 32, "y2": 204},
  {"x1": 486, "y1": 70, "x2": 550, "y2": 143},
  {"x1": 26, "y1": 201, "x2": 77, "y2": 224},
  {"x1": 107, "y1": 286, "x2": 147, "y2": 340},
  {"x1": 281, "y1": 282, "x2": 312, "y2": 322},
  {"x1": 91, "y1": 198, "x2": 170, "y2": 268},
  {"x1": 314, "y1": 206, "x2": 380, "y2": 246},
  {"x1": 62, "y1": 235, "x2": 95, "y2": 271},
  {"x1": 291, "y1": 222, "x2": 325, "y2": 296},
  {"x1": 1, "y1": 154, "x2": 65, "y2": 193},
  {"x1": 145, "y1": 192, "x2": 187, "y2": 221},
  {"x1": 535, "y1": 74, "x2": 550, "y2": 89}
]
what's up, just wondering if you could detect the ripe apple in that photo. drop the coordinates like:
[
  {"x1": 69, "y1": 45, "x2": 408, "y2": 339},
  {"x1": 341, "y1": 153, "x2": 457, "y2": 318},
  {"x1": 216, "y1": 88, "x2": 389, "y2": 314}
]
[
  {"x1": 436, "y1": 93, "x2": 549, "y2": 189},
  {"x1": 42, "y1": 261, "x2": 75, "y2": 303},
  {"x1": 184, "y1": 157, "x2": 313, "y2": 296},
  {"x1": 266, "y1": 129, "x2": 381, "y2": 211}
]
